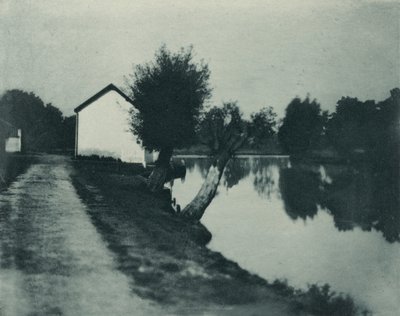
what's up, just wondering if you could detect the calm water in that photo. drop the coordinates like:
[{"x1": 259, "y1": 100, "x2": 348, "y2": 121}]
[{"x1": 171, "y1": 156, "x2": 400, "y2": 316}]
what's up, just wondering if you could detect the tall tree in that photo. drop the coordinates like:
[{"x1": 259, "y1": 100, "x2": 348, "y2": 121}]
[
  {"x1": 250, "y1": 106, "x2": 277, "y2": 149},
  {"x1": 0, "y1": 90, "x2": 43, "y2": 151},
  {"x1": 36, "y1": 103, "x2": 64, "y2": 151},
  {"x1": 326, "y1": 89, "x2": 400, "y2": 165},
  {"x1": 0, "y1": 89, "x2": 72, "y2": 153},
  {"x1": 278, "y1": 97, "x2": 326, "y2": 155},
  {"x1": 127, "y1": 45, "x2": 211, "y2": 192},
  {"x1": 60, "y1": 116, "x2": 76, "y2": 152},
  {"x1": 182, "y1": 102, "x2": 276, "y2": 220},
  {"x1": 326, "y1": 97, "x2": 375, "y2": 155}
]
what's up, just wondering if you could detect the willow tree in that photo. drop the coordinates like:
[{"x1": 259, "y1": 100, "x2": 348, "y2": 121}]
[
  {"x1": 182, "y1": 103, "x2": 276, "y2": 220},
  {"x1": 127, "y1": 46, "x2": 211, "y2": 192}
]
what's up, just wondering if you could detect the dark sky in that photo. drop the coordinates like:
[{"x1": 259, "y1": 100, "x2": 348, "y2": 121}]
[{"x1": 1, "y1": 0, "x2": 399, "y2": 117}]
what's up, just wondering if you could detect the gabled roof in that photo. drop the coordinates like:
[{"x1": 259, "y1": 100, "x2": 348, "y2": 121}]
[{"x1": 74, "y1": 83, "x2": 134, "y2": 113}]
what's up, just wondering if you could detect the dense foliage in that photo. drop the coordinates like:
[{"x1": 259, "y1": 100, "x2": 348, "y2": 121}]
[
  {"x1": 326, "y1": 89, "x2": 400, "y2": 165},
  {"x1": 249, "y1": 106, "x2": 277, "y2": 149},
  {"x1": 278, "y1": 89, "x2": 399, "y2": 164},
  {"x1": 278, "y1": 97, "x2": 327, "y2": 154},
  {"x1": 0, "y1": 89, "x2": 74, "y2": 152},
  {"x1": 197, "y1": 102, "x2": 247, "y2": 155},
  {"x1": 197, "y1": 103, "x2": 277, "y2": 156},
  {"x1": 127, "y1": 46, "x2": 211, "y2": 153}
]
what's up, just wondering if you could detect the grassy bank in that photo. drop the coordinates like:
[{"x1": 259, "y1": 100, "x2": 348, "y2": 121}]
[
  {"x1": 71, "y1": 160, "x2": 364, "y2": 316},
  {"x1": 0, "y1": 153, "x2": 35, "y2": 190}
]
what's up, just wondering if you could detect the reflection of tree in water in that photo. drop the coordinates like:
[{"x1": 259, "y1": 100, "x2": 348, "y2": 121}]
[
  {"x1": 251, "y1": 157, "x2": 288, "y2": 199},
  {"x1": 180, "y1": 157, "x2": 287, "y2": 197},
  {"x1": 253, "y1": 167, "x2": 275, "y2": 199},
  {"x1": 216, "y1": 157, "x2": 287, "y2": 195},
  {"x1": 279, "y1": 166, "x2": 321, "y2": 220},
  {"x1": 322, "y1": 163, "x2": 399, "y2": 242},
  {"x1": 180, "y1": 158, "x2": 212, "y2": 179},
  {"x1": 223, "y1": 157, "x2": 290, "y2": 195},
  {"x1": 222, "y1": 159, "x2": 252, "y2": 189},
  {"x1": 279, "y1": 160, "x2": 399, "y2": 242},
  {"x1": 181, "y1": 157, "x2": 253, "y2": 189}
]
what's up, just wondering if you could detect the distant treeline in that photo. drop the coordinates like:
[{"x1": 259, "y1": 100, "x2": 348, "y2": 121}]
[
  {"x1": 0, "y1": 90, "x2": 75, "y2": 153},
  {"x1": 190, "y1": 88, "x2": 399, "y2": 168},
  {"x1": 1, "y1": 86, "x2": 398, "y2": 166},
  {"x1": 277, "y1": 88, "x2": 400, "y2": 167}
]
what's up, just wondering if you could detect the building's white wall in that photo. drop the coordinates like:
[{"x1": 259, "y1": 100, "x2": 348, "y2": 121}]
[
  {"x1": 77, "y1": 90, "x2": 151, "y2": 164},
  {"x1": 5, "y1": 137, "x2": 21, "y2": 152}
]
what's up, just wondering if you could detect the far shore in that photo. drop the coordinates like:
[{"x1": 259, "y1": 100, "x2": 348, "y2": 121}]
[{"x1": 174, "y1": 154, "x2": 290, "y2": 158}]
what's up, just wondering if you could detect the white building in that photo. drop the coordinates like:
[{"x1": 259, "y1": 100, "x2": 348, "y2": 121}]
[
  {"x1": 5, "y1": 129, "x2": 22, "y2": 153},
  {"x1": 74, "y1": 84, "x2": 156, "y2": 165},
  {"x1": 0, "y1": 119, "x2": 22, "y2": 153}
]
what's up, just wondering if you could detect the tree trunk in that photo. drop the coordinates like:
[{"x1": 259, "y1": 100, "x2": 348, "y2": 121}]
[
  {"x1": 182, "y1": 151, "x2": 231, "y2": 220},
  {"x1": 182, "y1": 130, "x2": 247, "y2": 221},
  {"x1": 147, "y1": 147, "x2": 173, "y2": 192}
]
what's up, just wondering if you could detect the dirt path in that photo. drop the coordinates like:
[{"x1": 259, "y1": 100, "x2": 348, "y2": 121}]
[{"x1": 0, "y1": 155, "x2": 160, "y2": 316}]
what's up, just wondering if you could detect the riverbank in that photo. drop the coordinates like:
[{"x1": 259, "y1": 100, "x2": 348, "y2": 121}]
[{"x1": 71, "y1": 159, "x2": 361, "y2": 316}]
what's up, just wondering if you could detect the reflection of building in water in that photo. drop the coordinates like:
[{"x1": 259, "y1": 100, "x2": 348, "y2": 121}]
[{"x1": 279, "y1": 161, "x2": 399, "y2": 243}]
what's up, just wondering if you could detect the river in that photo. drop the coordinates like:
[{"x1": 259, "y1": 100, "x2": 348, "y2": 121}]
[{"x1": 171, "y1": 156, "x2": 400, "y2": 316}]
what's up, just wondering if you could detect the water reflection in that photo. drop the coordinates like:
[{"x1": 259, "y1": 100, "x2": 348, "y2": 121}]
[
  {"x1": 279, "y1": 166, "x2": 321, "y2": 220},
  {"x1": 222, "y1": 159, "x2": 251, "y2": 189},
  {"x1": 179, "y1": 156, "x2": 399, "y2": 243},
  {"x1": 279, "y1": 160, "x2": 399, "y2": 243},
  {"x1": 184, "y1": 158, "x2": 211, "y2": 178},
  {"x1": 182, "y1": 156, "x2": 289, "y2": 199},
  {"x1": 251, "y1": 158, "x2": 282, "y2": 199},
  {"x1": 171, "y1": 156, "x2": 400, "y2": 315}
]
